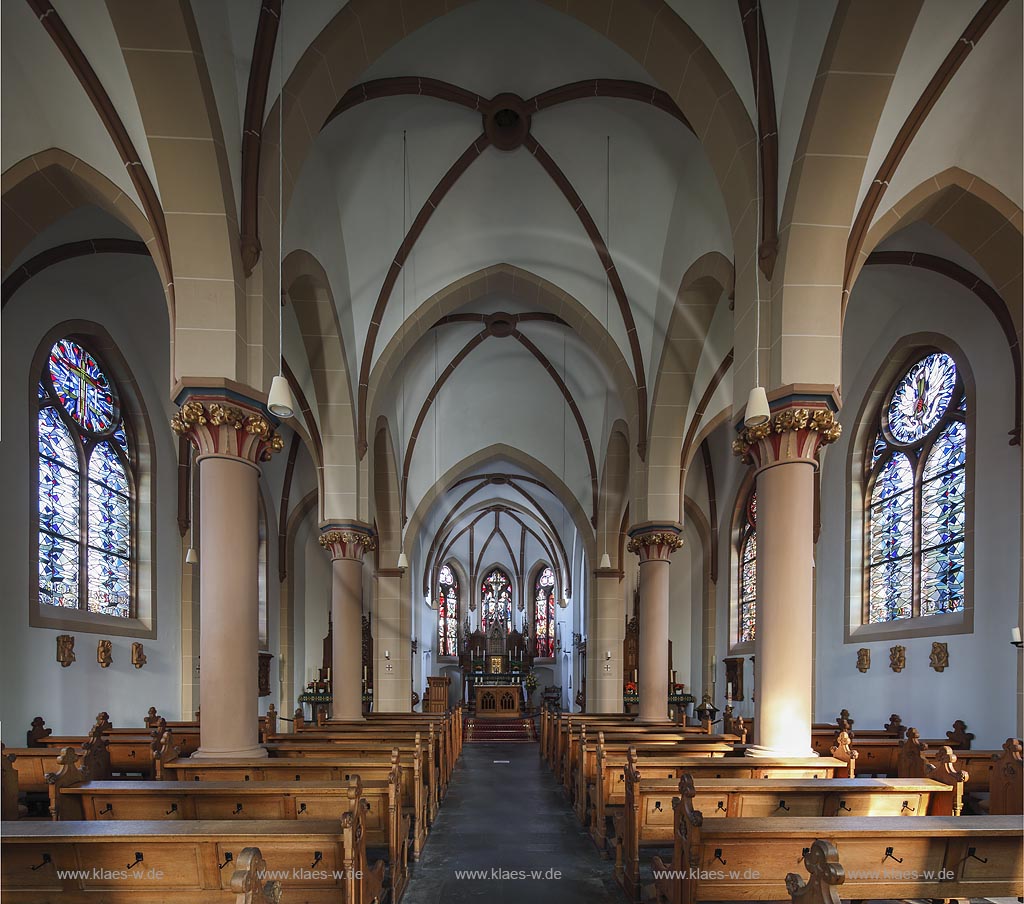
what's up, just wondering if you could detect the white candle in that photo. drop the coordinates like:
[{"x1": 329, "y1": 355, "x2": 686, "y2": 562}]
[{"x1": 1013, "y1": 627, "x2": 1022, "y2": 644}]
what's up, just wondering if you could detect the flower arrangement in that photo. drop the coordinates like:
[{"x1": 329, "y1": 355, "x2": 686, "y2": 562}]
[{"x1": 524, "y1": 671, "x2": 538, "y2": 693}]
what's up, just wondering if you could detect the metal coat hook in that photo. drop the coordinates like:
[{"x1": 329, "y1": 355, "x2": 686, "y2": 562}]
[
  {"x1": 298, "y1": 802, "x2": 307, "y2": 814},
  {"x1": 776, "y1": 799, "x2": 790, "y2": 811},
  {"x1": 98, "y1": 803, "x2": 113, "y2": 815},
  {"x1": 654, "y1": 800, "x2": 663, "y2": 812},
  {"x1": 838, "y1": 800, "x2": 852, "y2": 812},
  {"x1": 310, "y1": 851, "x2": 323, "y2": 869},
  {"x1": 901, "y1": 800, "x2": 915, "y2": 813},
  {"x1": 232, "y1": 803, "x2": 243, "y2": 814},
  {"x1": 126, "y1": 852, "x2": 143, "y2": 870},
  {"x1": 713, "y1": 848, "x2": 727, "y2": 865},
  {"x1": 716, "y1": 800, "x2": 727, "y2": 813},
  {"x1": 218, "y1": 852, "x2": 233, "y2": 870},
  {"x1": 29, "y1": 854, "x2": 51, "y2": 871},
  {"x1": 165, "y1": 803, "x2": 178, "y2": 815},
  {"x1": 883, "y1": 847, "x2": 903, "y2": 863},
  {"x1": 966, "y1": 846, "x2": 988, "y2": 864}
]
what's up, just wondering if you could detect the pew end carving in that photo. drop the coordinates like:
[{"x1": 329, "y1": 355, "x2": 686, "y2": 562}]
[
  {"x1": 2, "y1": 743, "x2": 21, "y2": 820},
  {"x1": 785, "y1": 839, "x2": 845, "y2": 904},
  {"x1": 229, "y1": 847, "x2": 283, "y2": 904},
  {"x1": 45, "y1": 747, "x2": 89, "y2": 820},
  {"x1": 27, "y1": 716, "x2": 52, "y2": 747},
  {"x1": 988, "y1": 737, "x2": 1023, "y2": 815},
  {"x1": 829, "y1": 731, "x2": 858, "y2": 778}
]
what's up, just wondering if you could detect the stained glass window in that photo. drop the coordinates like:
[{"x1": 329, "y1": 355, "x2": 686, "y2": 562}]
[
  {"x1": 738, "y1": 490, "x2": 756, "y2": 643},
  {"x1": 437, "y1": 564, "x2": 459, "y2": 657},
  {"x1": 481, "y1": 568, "x2": 512, "y2": 632},
  {"x1": 37, "y1": 338, "x2": 133, "y2": 618},
  {"x1": 865, "y1": 351, "x2": 966, "y2": 623},
  {"x1": 534, "y1": 566, "x2": 556, "y2": 657}
]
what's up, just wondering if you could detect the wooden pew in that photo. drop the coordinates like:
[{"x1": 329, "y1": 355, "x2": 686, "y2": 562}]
[
  {"x1": 5, "y1": 738, "x2": 112, "y2": 795},
  {"x1": 1, "y1": 776, "x2": 386, "y2": 903},
  {"x1": 47, "y1": 753, "x2": 409, "y2": 902},
  {"x1": 3, "y1": 744, "x2": 22, "y2": 819},
  {"x1": 649, "y1": 780, "x2": 1022, "y2": 904},
  {"x1": 591, "y1": 745, "x2": 848, "y2": 851},
  {"x1": 987, "y1": 737, "x2": 1023, "y2": 815},
  {"x1": 896, "y1": 728, "x2": 997, "y2": 798},
  {"x1": 158, "y1": 738, "x2": 428, "y2": 861},
  {"x1": 784, "y1": 839, "x2": 844, "y2": 904},
  {"x1": 616, "y1": 768, "x2": 963, "y2": 903},
  {"x1": 573, "y1": 731, "x2": 735, "y2": 825}
]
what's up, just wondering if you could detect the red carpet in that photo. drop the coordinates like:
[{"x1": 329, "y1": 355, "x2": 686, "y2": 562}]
[{"x1": 465, "y1": 716, "x2": 537, "y2": 743}]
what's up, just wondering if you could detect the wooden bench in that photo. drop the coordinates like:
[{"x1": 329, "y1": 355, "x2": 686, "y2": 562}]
[
  {"x1": 591, "y1": 746, "x2": 848, "y2": 851},
  {"x1": 5, "y1": 740, "x2": 112, "y2": 795},
  {"x1": 650, "y1": 785, "x2": 1022, "y2": 904},
  {"x1": 47, "y1": 753, "x2": 409, "y2": 902},
  {"x1": 616, "y1": 768, "x2": 964, "y2": 903},
  {"x1": 1, "y1": 781, "x2": 385, "y2": 903},
  {"x1": 159, "y1": 741, "x2": 428, "y2": 861}
]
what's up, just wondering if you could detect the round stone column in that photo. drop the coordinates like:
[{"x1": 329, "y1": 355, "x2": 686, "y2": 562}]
[
  {"x1": 733, "y1": 403, "x2": 842, "y2": 756},
  {"x1": 627, "y1": 523, "x2": 684, "y2": 723},
  {"x1": 319, "y1": 525, "x2": 376, "y2": 721},
  {"x1": 172, "y1": 395, "x2": 284, "y2": 758}
]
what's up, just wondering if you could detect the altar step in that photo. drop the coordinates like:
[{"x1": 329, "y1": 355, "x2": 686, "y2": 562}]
[{"x1": 465, "y1": 716, "x2": 537, "y2": 743}]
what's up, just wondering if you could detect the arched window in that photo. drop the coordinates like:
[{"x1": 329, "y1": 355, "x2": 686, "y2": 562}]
[
  {"x1": 437, "y1": 564, "x2": 459, "y2": 657},
  {"x1": 865, "y1": 351, "x2": 966, "y2": 623},
  {"x1": 481, "y1": 568, "x2": 512, "y2": 632},
  {"x1": 737, "y1": 490, "x2": 757, "y2": 643},
  {"x1": 534, "y1": 565, "x2": 556, "y2": 657},
  {"x1": 37, "y1": 338, "x2": 133, "y2": 618}
]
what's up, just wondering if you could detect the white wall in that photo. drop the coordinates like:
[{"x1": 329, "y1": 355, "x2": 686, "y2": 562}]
[{"x1": 0, "y1": 253, "x2": 179, "y2": 734}]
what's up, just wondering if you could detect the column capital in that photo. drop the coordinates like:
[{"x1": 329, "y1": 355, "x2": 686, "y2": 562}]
[
  {"x1": 319, "y1": 522, "x2": 377, "y2": 561},
  {"x1": 171, "y1": 390, "x2": 284, "y2": 465},
  {"x1": 626, "y1": 522, "x2": 684, "y2": 562},
  {"x1": 732, "y1": 400, "x2": 842, "y2": 472}
]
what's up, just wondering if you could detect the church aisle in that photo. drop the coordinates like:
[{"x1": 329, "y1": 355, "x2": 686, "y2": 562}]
[{"x1": 402, "y1": 738, "x2": 628, "y2": 904}]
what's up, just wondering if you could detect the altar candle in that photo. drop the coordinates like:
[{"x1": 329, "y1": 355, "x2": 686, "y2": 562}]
[
  {"x1": 726, "y1": 681, "x2": 733, "y2": 701},
  {"x1": 671, "y1": 670, "x2": 676, "y2": 684},
  {"x1": 363, "y1": 666, "x2": 367, "y2": 682}
]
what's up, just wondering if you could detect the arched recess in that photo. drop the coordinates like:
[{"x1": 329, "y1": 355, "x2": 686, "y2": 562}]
[
  {"x1": 404, "y1": 444, "x2": 596, "y2": 569},
  {"x1": 765, "y1": 0, "x2": 924, "y2": 398},
  {"x1": 368, "y1": 263, "x2": 638, "y2": 471},
  {"x1": 282, "y1": 249, "x2": 357, "y2": 522},
  {"x1": 647, "y1": 251, "x2": 734, "y2": 522},
  {"x1": 477, "y1": 561, "x2": 516, "y2": 630},
  {"x1": 372, "y1": 416, "x2": 402, "y2": 569},
  {"x1": 848, "y1": 167, "x2": 1022, "y2": 342},
  {"x1": 2, "y1": 149, "x2": 166, "y2": 300}
]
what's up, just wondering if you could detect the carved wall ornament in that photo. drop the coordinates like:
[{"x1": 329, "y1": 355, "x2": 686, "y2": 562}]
[
  {"x1": 318, "y1": 527, "x2": 377, "y2": 562},
  {"x1": 929, "y1": 641, "x2": 949, "y2": 672},
  {"x1": 171, "y1": 397, "x2": 285, "y2": 463},
  {"x1": 97, "y1": 639, "x2": 113, "y2": 668},
  {"x1": 56, "y1": 634, "x2": 76, "y2": 668},
  {"x1": 626, "y1": 524, "x2": 684, "y2": 562},
  {"x1": 732, "y1": 404, "x2": 843, "y2": 466},
  {"x1": 889, "y1": 645, "x2": 906, "y2": 673},
  {"x1": 131, "y1": 642, "x2": 147, "y2": 669},
  {"x1": 856, "y1": 648, "x2": 870, "y2": 673}
]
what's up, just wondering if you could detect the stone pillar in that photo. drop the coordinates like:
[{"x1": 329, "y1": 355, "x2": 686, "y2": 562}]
[
  {"x1": 627, "y1": 524, "x2": 683, "y2": 723},
  {"x1": 171, "y1": 394, "x2": 284, "y2": 758},
  {"x1": 733, "y1": 403, "x2": 841, "y2": 756},
  {"x1": 319, "y1": 524, "x2": 376, "y2": 721},
  {"x1": 587, "y1": 568, "x2": 626, "y2": 713}
]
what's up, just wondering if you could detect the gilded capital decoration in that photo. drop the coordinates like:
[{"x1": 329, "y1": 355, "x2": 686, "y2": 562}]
[
  {"x1": 732, "y1": 402, "x2": 842, "y2": 470},
  {"x1": 626, "y1": 523, "x2": 684, "y2": 562},
  {"x1": 319, "y1": 525, "x2": 377, "y2": 562},
  {"x1": 171, "y1": 395, "x2": 285, "y2": 464}
]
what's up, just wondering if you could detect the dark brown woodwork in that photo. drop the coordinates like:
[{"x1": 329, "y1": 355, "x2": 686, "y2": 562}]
[
  {"x1": 257, "y1": 651, "x2": 273, "y2": 697},
  {"x1": 700, "y1": 441, "x2": 719, "y2": 584},
  {"x1": 1, "y1": 239, "x2": 149, "y2": 309},
  {"x1": 25, "y1": 1, "x2": 171, "y2": 300},
  {"x1": 845, "y1": 0, "x2": 1010, "y2": 292},
  {"x1": 239, "y1": 0, "x2": 281, "y2": 275},
  {"x1": 723, "y1": 656, "x2": 745, "y2": 701},
  {"x1": 278, "y1": 432, "x2": 300, "y2": 581}
]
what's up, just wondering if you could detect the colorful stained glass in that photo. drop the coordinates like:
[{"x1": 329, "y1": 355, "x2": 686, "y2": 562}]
[
  {"x1": 87, "y1": 550, "x2": 130, "y2": 617},
  {"x1": 534, "y1": 566, "x2": 556, "y2": 657},
  {"x1": 38, "y1": 337, "x2": 132, "y2": 618},
  {"x1": 48, "y1": 338, "x2": 116, "y2": 433},
  {"x1": 886, "y1": 352, "x2": 957, "y2": 443},
  {"x1": 865, "y1": 353, "x2": 967, "y2": 624},
  {"x1": 39, "y1": 530, "x2": 79, "y2": 608},
  {"x1": 921, "y1": 541, "x2": 964, "y2": 615},
  {"x1": 739, "y1": 532, "x2": 756, "y2": 643},
  {"x1": 481, "y1": 568, "x2": 512, "y2": 632},
  {"x1": 437, "y1": 564, "x2": 459, "y2": 657}
]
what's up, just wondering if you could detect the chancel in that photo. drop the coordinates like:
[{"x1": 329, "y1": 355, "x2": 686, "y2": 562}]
[{"x1": 1, "y1": 1, "x2": 1021, "y2": 902}]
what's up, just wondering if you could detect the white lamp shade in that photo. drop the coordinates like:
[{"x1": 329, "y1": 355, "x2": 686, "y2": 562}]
[
  {"x1": 267, "y1": 374, "x2": 295, "y2": 418},
  {"x1": 185, "y1": 547, "x2": 199, "y2": 565},
  {"x1": 599, "y1": 552, "x2": 612, "y2": 569},
  {"x1": 744, "y1": 385, "x2": 770, "y2": 427},
  {"x1": 397, "y1": 551, "x2": 409, "y2": 569}
]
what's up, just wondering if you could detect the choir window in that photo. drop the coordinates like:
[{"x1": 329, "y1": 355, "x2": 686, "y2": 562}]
[
  {"x1": 438, "y1": 563, "x2": 459, "y2": 657},
  {"x1": 864, "y1": 351, "x2": 967, "y2": 625},
  {"x1": 737, "y1": 490, "x2": 757, "y2": 644},
  {"x1": 36, "y1": 338, "x2": 133, "y2": 619},
  {"x1": 481, "y1": 568, "x2": 513, "y2": 632},
  {"x1": 534, "y1": 565, "x2": 556, "y2": 657}
]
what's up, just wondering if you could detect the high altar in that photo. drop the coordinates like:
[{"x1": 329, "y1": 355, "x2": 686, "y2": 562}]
[{"x1": 460, "y1": 621, "x2": 531, "y2": 717}]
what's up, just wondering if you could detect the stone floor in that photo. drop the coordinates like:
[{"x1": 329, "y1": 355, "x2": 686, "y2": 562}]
[{"x1": 402, "y1": 741, "x2": 628, "y2": 904}]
